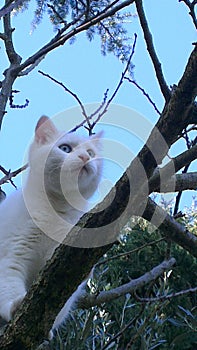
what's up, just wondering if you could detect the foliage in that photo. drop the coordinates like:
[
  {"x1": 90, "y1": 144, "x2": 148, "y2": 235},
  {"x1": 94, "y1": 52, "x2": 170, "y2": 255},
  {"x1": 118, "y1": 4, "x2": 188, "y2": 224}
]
[
  {"x1": 19, "y1": 0, "x2": 135, "y2": 70},
  {"x1": 48, "y1": 207, "x2": 197, "y2": 350}
]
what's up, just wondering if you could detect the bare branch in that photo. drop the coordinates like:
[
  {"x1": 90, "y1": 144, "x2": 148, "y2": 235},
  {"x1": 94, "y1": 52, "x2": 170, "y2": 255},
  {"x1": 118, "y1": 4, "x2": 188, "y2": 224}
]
[
  {"x1": 154, "y1": 172, "x2": 197, "y2": 193},
  {"x1": 0, "y1": 164, "x2": 28, "y2": 187},
  {"x1": 179, "y1": 0, "x2": 197, "y2": 28},
  {"x1": 9, "y1": 90, "x2": 29, "y2": 109},
  {"x1": 18, "y1": 55, "x2": 46, "y2": 76},
  {"x1": 136, "y1": 45, "x2": 197, "y2": 181},
  {"x1": 0, "y1": 7, "x2": 22, "y2": 129},
  {"x1": 143, "y1": 198, "x2": 197, "y2": 257},
  {"x1": 38, "y1": 70, "x2": 92, "y2": 132},
  {"x1": 2, "y1": 8, "x2": 22, "y2": 64},
  {"x1": 39, "y1": 34, "x2": 137, "y2": 134},
  {"x1": 135, "y1": 0, "x2": 171, "y2": 101},
  {"x1": 0, "y1": 0, "x2": 25, "y2": 19},
  {"x1": 124, "y1": 76, "x2": 161, "y2": 115},
  {"x1": 94, "y1": 238, "x2": 165, "y2": 268},
  {"x1": 173, "y1": 129, "x2": 194, "y2": 214},
  {"x1": 89, "y1": 33, "x2": 137, "y2": 131},
  {"x1": 134, "y1": 285, "x2": 197, "y2": 303},
  {"x1": 18, "y1": 0, "x2": 136, "y2": 75},
  {"x1": 82, "y1": 258, "x2": 176, "y2": 307},
  {"x1": 148, "y1": 144, "x2": 197, "y2": 193}
]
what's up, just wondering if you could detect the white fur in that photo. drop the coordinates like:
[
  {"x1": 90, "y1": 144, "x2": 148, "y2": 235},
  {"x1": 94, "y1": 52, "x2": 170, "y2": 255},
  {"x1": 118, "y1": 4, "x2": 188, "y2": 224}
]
[{"x1": 0, "y1": 116, "x2": 102, "y2": 323}]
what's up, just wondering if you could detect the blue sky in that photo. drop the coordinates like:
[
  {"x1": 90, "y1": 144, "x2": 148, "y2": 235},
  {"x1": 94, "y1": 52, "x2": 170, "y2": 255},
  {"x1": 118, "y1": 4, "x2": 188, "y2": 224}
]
[{"x1": 0, "y1": 0, "x2": 196, "y2": 209}]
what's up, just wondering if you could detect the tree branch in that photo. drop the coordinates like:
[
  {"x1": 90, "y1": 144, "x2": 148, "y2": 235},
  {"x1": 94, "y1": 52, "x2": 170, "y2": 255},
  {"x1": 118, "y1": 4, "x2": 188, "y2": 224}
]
[
  {"x1": 143, "y1": 198, "x2": 197, "y2": 256},
  {"x1": 155, "y1": 44, "x2": 197, "y2": 147},
  {"x1": 38, "y1": 34, "x2": 137, "y2": 134},
  {"x1": 0, "y1": 0, "x2": 135, "y2": 129},
  {"x1": 3, "y1": 5, "x2": 21, "y2": 64},
  {"x1": 0, "y1": 245, "x2": 113, "y2": 350},
  {"x1": 82, "y1": 258, "x2": 176, "y2": 307},
  {"x1": 0, "y1": 0, "x2": 25, "y2": 19},
  {"x1": 154, "y1": 172, "x2": 197, "y2": 193},
  {"x1": 124, "y1": 76, "x2": 161, "y2": 115},
  {"x1": 0, "y1": 6, "x2": 22, "y2": 129},
  {"x1": 136, "y1": 44, "x2": 197, "y2": 180},
  {"x1": 148, "y1": 144, "x2": 197, "y2": 193},
  {"x1": 0, "y1": 164, "x2": 28, "y2": 187},
  {"x1": 17, "y1": 0, "x2": 136, "y2": 75},
  {"x1": 135, "y1": 0, "x2": 171, "y2": 101},
  {"x1": 134, "y1": 285, "x2": 197, "y2": 303},
  {"x1": 179, "y1": 0, "x2": 197, "y2": 29}
]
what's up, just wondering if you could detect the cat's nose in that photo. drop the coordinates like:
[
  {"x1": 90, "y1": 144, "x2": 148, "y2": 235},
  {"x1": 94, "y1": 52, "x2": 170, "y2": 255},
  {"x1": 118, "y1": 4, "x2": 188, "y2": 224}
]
[{"x1": 78, "y1": 154, "x2": 90, "y2": 163}]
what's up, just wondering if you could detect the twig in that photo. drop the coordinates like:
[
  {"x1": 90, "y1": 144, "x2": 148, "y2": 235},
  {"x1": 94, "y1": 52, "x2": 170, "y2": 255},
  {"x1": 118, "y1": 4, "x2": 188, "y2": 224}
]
[
  {"x1": 93, "y1": 237, "x2": 165, "y2": 270},
  {"x1": 69, "y1": 88, "x2": 110, "y2": 133},
  {"x1": 101, "y1": 306, "x2": 145, "y2": 350},
  {"x1": 124, "y1": 77, "x2": 161, "y2": 115},
  {"x1": 135, "y1": 0, "x2": 171, "y2": 101},
  {"x1": 47, "y1": 4, "x2": 67, "y2": 24},
  {"x1": 126, "y1": 302, "x2": 168, "y2": 348},
  {"x1": 86, "y1": 258, "x2": 176, "y2": 307},
  {"x1": 9, "y1": 90, "x2": 29, "y2": 109},
  {"x1": 134, "y1": 286, "x2": 197, "y2": 303},
  {"x1": 2, "y1": 6, "x2": 22, "y2": 65},
  {"x1": 89, "y1": 33, "x2": 138, "y2": 130},
  {"x1": 179, "y1": 0, "x2": 197, "y2": 29},
  {"x1": 38, "y1": 70, "x2": 92, "y2": 132},
  {"x1": 0, "y1": 163, "x2": 28, "y2": 187},
  {"x1": 39, "y1": 34, "x2": 137, "y2": 134}
]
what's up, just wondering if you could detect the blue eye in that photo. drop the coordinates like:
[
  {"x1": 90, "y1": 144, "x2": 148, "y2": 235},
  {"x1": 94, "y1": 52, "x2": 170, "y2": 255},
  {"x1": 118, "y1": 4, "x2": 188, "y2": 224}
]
[
  {"x1": 59, "y1": 144, "x2": 72, "y2": 153},
  {"x1": 87, "y1": 149, "x2": 95, "y2": 157}
]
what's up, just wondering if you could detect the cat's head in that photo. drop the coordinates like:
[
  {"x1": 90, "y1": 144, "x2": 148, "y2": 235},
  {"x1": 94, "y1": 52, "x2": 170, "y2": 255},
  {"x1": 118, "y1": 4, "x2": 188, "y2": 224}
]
[{"x1": 28, "y1": 116, "x2": 103, "y2": 207}]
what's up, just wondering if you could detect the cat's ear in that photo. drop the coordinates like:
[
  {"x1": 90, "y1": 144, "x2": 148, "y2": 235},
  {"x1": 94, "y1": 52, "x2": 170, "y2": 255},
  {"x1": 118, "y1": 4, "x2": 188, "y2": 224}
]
[
  {"x1": 90, "y1": 130, "x2": 103, "y2": 149},
  {"x1": 35, "y1": 116, "x2": 59, "y2": 144}
]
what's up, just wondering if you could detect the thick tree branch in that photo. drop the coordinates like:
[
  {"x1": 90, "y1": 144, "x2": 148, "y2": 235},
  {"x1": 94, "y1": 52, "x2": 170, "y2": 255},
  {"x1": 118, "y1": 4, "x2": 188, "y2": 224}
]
[
  {"x1": 137, "y1": 44, "x2": 197, "y2": 180},
  {"x1": 148, "y1": 144, "x2": 197, "y2": 193},
  {"x1": 154, "y1": 172, "x2": 197, "y2": 193},
  {"x1": 143, "y1": 198, "x2": 197, "y2": 256},
  {"x1": 155, "y1": 44, "x2": 197, "y2": 147},
  {"x1": 0, "y1": 245, "x2": 113, "y2": 350}
]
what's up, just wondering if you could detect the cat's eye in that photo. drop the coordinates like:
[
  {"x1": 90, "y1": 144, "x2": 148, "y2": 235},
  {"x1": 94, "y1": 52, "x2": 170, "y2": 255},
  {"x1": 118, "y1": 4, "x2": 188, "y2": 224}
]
[
  {"x1": 59, "y1": 144, "x2": 72, "y2": 153},
  {"x1": 87, "y1": 149, "x2": 95, "y2": 157}
]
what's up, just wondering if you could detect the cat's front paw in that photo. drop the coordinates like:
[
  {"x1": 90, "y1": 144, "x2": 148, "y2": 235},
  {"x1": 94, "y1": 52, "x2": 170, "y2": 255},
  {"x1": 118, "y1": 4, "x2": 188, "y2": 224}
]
[
  {"x1": 10, "y1": 294, "x2": 26, "y2": 318},
  {"x1": 0, "y1": 294, "x2": 26, "y2": 322}
]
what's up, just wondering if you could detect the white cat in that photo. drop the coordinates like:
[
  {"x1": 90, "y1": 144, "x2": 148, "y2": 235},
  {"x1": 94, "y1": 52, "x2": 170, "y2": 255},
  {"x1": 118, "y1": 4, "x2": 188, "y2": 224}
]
[{"x1": 0, "y1": 116, "x2": 103, "y2": 324}]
